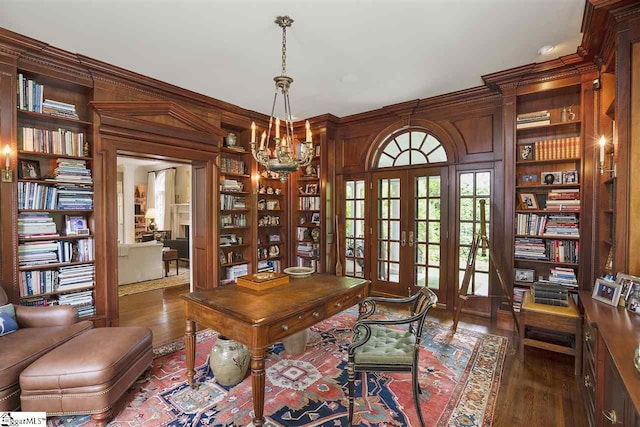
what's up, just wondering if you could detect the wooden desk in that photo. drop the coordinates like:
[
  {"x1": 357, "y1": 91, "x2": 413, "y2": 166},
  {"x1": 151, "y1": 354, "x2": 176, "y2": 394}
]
[
  {"x1": 162, "y1": 249, "x2": 178, "y2": 277},
  {"x1": 182, "y1": 274, "x2": 370, "y2": 426},
  {"x1": 519, "y1": 291, "x2": 581, "y2": 375}
]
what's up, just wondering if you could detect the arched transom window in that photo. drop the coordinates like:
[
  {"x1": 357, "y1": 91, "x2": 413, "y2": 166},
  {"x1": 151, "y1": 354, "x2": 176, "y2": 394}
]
[{"x1": 375, "y1": 130, "x2": 447, "y2": 169}]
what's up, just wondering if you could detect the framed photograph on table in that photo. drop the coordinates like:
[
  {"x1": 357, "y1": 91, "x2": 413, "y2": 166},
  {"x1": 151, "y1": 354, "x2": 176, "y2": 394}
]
[
  {"x1": 592, "y1": 278, "x2": 623, "y2": 307},
  {"x1": 616, "y1": 273, "x2": 640, "y2": 307},
  {"x1": 518, "y1": 193, "x2": 539, "y2": 209}
]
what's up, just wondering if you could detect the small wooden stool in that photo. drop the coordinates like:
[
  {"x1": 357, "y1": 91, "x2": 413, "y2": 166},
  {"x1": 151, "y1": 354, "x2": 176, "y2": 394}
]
[
  {"x1": 519, "y1": 290, "x2": 581, "y2": 376},
  {"x1": 163, "y1": 248, "x2": 179, "y2": 277}
]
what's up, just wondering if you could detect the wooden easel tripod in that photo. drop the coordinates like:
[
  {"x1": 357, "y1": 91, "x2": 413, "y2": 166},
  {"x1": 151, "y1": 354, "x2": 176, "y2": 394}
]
[{"x1": 452, "y1": 199, "x2": 520, "y2": 334}]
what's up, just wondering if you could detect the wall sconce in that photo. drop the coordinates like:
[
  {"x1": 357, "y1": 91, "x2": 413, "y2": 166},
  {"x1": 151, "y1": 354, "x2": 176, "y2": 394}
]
[
  {"x1": 2, "y1": 145, "x2": 12, "y2": 183},
  {"x1": 599, "y1": 135, "x2": 615, "y2": 176}
]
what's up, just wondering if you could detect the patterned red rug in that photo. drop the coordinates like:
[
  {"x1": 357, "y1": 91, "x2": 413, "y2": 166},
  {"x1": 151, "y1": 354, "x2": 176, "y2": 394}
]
[{"x1": 48, "y1": 309, "x2": 507, "y2": 426}]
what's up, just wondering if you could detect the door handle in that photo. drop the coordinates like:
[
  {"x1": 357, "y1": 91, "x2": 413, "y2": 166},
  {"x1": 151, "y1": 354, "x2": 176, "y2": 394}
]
[
  {"x1": 408, "y1": 231, "x2": 414, "y2": 247},
  {"x1": 401, "y1": 231, "x2": 406, "y2": 246}
]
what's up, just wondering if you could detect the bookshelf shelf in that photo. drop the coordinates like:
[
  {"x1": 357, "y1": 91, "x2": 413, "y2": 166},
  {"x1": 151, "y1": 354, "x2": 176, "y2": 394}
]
[
  {"x1": 515, "y1": 234, "x2": 580, "y2": 240},
  {"x1": 19, "y1": 234, "x2": 95, "y2": 242},
  {"x1": 19, "y1": 285, "x2": 95, "y2": 299},
  {"x1": 219, "y1": 171, "x2": 250, "y2": 178},
  {"x1": 514, "y1": 259, "x2": 579, "y2": 267},
  {"x1": 516, "y1": 158, "x2": 580, "y2": 166},
  {"x1": 220, "y1": 260, "x2": 250, "y2": 267},
  {"x1": 19, "y1": 209, "x2": 94, "y2": 213},
  {"x1": 18, "y1": 178, "x2": 94, "y2": 186},
  {"x1": 220, "y1": 191, "x2": 250, "y2": 195},
  {"x1": 18, "y1": 110, "x2": 93, "y2": 127},
  {"x1": 515, "y1": 209, "x2": 580, "y2": 214},
  {"x1": 516, "y1": 120, "x2": 581, "y2": 133},
  {"x1": 19, "y1": 260, "x2": 94, "y2": 271},
  {"x1": 515, "y1": 184, "x2": 580, "y2": 190},
  {"x1": 18, "y1": 151, "x2": 92, "y2": 161},
  {"x1": 220, "y1": 147, "x2": 250, "y2": 155}
]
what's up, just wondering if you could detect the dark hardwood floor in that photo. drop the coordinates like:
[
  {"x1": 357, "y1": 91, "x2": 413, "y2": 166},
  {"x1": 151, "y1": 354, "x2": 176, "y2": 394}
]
[{"x1": 118, "y1": 286, "x2": 587, "y2": 427}]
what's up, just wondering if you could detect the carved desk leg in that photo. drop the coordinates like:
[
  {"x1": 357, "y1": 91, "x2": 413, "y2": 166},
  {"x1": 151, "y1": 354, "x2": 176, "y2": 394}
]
[
  {"x1": 250, "y1": 348, "x2": 266, "y2": 426},
  {"x1": 185, "y1": 319, "x2": 196, "y2": 388}
]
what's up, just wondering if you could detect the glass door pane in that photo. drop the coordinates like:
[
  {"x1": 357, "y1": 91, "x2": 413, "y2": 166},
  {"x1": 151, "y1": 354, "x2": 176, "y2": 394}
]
[
  {"x1": 377, "y1": 177, "x2": 401, "y2": 283},
  {"x1": 414, "y1": 175, "x2": 441, "y2": 289}
]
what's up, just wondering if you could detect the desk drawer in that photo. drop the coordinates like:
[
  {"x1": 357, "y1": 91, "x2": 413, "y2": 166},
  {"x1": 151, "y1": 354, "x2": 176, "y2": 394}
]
[
  {"x1": 268, "y1": 307, "x2": 326, "y2": 342},
  {"x1": 583, "y1": 316, "x2": 598, "y2": 365},
  {"x1": 325, "y1": 288, "x2": 365, "y2": 317}
]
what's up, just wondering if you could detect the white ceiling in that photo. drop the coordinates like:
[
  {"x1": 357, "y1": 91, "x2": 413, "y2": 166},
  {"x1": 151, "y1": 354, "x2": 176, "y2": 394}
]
[{"x1": 0, "y1": 0, "x2": 585, "y2": 119}]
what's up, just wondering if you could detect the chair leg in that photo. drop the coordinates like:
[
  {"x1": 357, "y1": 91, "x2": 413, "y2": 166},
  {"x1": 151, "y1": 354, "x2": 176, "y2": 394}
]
[
  {"x1": 347, "y1": 362, "x2": 355, "y2": 426},
  {"x1": 412, "y1": 368, "x2": 425, "y2": 427}
]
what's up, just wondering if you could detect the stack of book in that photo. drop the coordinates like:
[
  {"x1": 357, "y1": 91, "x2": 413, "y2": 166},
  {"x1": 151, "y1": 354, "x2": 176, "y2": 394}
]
[
  {"x1": 534, "y1": 137, "x2": 581, "y2": 160},
  {"x1": 58, "y1": 290, "x2": 94, "y2": 318},
  {"x1": 514, "y1": 237, "x2": 546, "y2": 260},
  {"x1": 17, "y1": 74, "x2": 44, "y2": 113},
  {"x1": 18, "y1": 182, "x2": 58, "y2": 210},
  {"x1": 297, "y1": 242, "x2": 319, "y2": 257},
  {"x1": 57, "y1": 264, "x2": 94, "y2": 291},
  {"x1": 544, "y1": 214, "x2": 579, "y2": 237},
  {"x1": 258, "y1": 259, "x2": 281, "y2": 273},
  {"x1": 220, "y1": 179, "x2": 244, "y2": 192},
  {"x1": 532, "y1": 282, "x2": 569, "y2": 307},
  {"x1": 56, "y1": 185, "x2": 93, "y2": 210},
  {"x1": 516, "y1": 111, "x2": 550, "y2": 129},
  {"x1": 546, "y1": 189, "x2": 580, "y2": 211},
  {"x1": 42, "y1": 99, "x2": 79, "y2": 120},
  {"x1": 19, "y1": 127, "x2": 86, "y2": 156},
  {"x1": 548, "y1": 267, "x2": 578, "y2": 288},
  {"x1": 223, "y1": 263, "x2": 249, "y2": 285},
  {"x1": 53, "y1": 159, "x2": 92, "y2": 184},
  {"x1": 18, "y1": 241, "x2": 59, "y2": 267},
  {"x1": 18, "y1": 213, "x2": 58, "y2": 238}
]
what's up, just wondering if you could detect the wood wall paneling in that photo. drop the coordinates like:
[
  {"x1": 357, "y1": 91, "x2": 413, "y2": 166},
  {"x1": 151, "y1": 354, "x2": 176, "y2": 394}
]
[
  {"x1": 453, "y1": 115, "x2": 494, "y2": 154},
  {"x1": 628, "y1": 41, "x2": 640, "y2": 275}
]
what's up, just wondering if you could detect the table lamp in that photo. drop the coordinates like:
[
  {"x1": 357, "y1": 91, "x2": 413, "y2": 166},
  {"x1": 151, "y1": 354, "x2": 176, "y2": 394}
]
[{"x1": 145, "y1": 208, "x2": 157, "y2": 231}]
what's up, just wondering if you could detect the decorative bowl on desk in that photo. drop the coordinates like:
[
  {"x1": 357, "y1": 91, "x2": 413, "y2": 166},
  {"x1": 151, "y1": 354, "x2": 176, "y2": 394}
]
[{"x1": 284, "y1": 267, "x2": 314, "y2": 279}]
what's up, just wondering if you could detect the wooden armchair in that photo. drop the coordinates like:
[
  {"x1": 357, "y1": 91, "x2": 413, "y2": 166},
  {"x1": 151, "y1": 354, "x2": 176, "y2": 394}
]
[{"x1": 347, "y1": 287, "x2": 438, "y2": 427}]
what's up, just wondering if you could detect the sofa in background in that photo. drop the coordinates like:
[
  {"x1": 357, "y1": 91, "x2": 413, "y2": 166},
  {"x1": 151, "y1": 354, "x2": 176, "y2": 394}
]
[
  {"x1": 0, "y1": 287, "x2": 93, "y2": 411},
  {"x1": 117, "y1": 241, "x2": 164, "y2": 285}
]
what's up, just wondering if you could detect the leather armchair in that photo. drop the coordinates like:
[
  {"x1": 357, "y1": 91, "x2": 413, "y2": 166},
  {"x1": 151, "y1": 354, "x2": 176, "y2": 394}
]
[{"x1": 0, "y1": 287, "x2": 93, "y2": 411}]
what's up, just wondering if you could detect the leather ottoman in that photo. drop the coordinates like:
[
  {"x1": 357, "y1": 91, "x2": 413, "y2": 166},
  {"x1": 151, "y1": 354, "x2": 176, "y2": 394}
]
[{"x1": 19, "y1": 327, "x2": 153, "y2": 426}]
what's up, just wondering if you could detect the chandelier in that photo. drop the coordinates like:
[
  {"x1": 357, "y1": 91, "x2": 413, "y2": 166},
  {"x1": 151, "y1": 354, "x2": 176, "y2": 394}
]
[{"x1": 250, "y1": 15, "x2": 314, "y2": 182}]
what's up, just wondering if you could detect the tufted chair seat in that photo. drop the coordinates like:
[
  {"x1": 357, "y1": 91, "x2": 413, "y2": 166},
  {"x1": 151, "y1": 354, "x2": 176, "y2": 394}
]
[
  {"x1": 347, "y1": 287, "x2": 437, "y2": 427},
  {"x1": 353, "y1": 325, "x2": 415, "y2": 365}
]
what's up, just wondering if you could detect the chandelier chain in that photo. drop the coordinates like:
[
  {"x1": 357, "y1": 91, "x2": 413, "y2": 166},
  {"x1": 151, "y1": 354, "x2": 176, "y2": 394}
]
[{"x1": 281, "y1": 25, "x2": 287, "y2": 76}]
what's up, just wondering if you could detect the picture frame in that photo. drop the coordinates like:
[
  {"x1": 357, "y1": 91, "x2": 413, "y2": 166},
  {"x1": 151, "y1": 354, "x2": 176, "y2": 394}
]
[
  {"x1": 520, "y1": 174, "x2": 538, "y2": 185},
  {"x1": 65, "y1": 215, "x2": 89, "y2": 236},
  {"x1": 18, "y1": 159, "x2": 41, "y2": 179},
  {"x1": 562, "y1": 170, "x2": 578, "y2": 184},
  {"x1": 268, "y1": 234, "x2": 281, "y2": 243},
  {"x1": 219, "y1": 234, "x2": 237, "y2": 245},
  {"x1": 592, "y1": 278, "x2": 623, "y2": 307},
  {"x1": 311, "y1": 212, "x2": 321, "y2": 224},
  {"x1": 305, "y1": 183, "x2": 318, "y2": 195},
  {"x1": 518, "y1": 144, "x2": 534, "y2": 161},
  {"x1": 626, "y1": 287, "x2": 640, "y2": 315},
  {"x1": 615, "y1": 273, "x2": 640, "y2": 307},
  {"x1": 518, "y1": 193, "x2": 539, "y2": 209},
  {"x1": 514, "y1": 268, "x2": 535, "y2": 283},
  {"x1": 219, "y1": 250, "x2": 227, "y2": 265},
  {"x1": 542, "y1": 171, "x2": 563, "y2": 185}
]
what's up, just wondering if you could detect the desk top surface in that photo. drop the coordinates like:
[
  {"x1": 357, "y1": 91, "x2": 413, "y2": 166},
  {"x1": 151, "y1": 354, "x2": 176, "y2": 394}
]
[
  {"x1": 579, "y1": 291, "x2": 640, "y2": 413},
  {"x1": 183, "y1": 274, "x2": 370, "y2": 325}
]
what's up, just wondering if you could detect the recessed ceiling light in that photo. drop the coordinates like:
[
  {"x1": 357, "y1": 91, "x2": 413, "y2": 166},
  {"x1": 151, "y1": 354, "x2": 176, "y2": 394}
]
[{"x1": 538, "y1": 45, "x2": 555, "y2": 55}]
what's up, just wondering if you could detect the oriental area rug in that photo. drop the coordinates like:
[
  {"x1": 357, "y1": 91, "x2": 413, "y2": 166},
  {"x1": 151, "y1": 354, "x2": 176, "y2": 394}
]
[
  {"x1": 48, "y1": 309, "x2": 507, "y2": 427},
  {"x1": 118, "y1": 268, "x2": 190, "y2": 297}
]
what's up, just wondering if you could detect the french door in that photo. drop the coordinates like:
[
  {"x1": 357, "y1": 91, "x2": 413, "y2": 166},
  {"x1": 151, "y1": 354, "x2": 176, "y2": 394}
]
[{"x1": 370, "y1": 168, "x2": 448, "y2": 302}]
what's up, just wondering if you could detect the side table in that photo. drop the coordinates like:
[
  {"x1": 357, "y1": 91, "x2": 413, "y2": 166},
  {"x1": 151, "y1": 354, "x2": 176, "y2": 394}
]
[{"x1": 162, "y1": 249, "x2": 179, "y2": 277}]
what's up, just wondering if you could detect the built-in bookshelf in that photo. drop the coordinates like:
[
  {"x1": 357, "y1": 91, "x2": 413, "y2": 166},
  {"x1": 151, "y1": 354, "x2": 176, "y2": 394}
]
[
  {"x1": 291, "y1": 138, "x2": 323, "y2": 272},
  {"x1": 218, "y1": 127, "x2": 253, "y2": 285},
  {"x1": 15, "y1": 72, "x2": 96, "y2": 319},
  {"x1": 512, "y1": 83, "x2": 583, "y2": 313},
  {"x1": 134, "y1": 184, "x2": 146, "y2": 240},
  {"x1": 257, "y1": 170, "x2": 287, "y2": 273}
]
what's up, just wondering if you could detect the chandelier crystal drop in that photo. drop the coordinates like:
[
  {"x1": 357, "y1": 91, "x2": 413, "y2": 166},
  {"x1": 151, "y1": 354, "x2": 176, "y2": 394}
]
[{"x1": 250, "y1": 15, "x2": 314, "y2": 182}]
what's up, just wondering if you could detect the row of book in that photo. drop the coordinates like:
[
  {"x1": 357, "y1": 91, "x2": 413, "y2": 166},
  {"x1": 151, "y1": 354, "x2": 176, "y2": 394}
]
[
  {"x1": 18, "y1": 182, "x2": 93, "y2": 210},
  {"x1": 19, "y1": 127, "x2": 87, "y2": 157},
  {"x1": 18, "y1": 238, "x2": 94, "y2": 266},
  {"x1": 220, "y1": 158, "x2": 247, "y2": 175},
  {"x1": 515, "y1": 213, "x2": 579, "y2": 236},
  {"x1": 297, "y1": 257, "x2": 319, "y2": 272},
  {"x1": 514, "y1": 237, "x2": 579, "y2": 263},
  {"x1": 19, "y1": 264, "x2": 94, "y2": 296},
  {"x1": 18, "y1": 213, "x2": 58, "y2": 237},
  {"x1": 546, "y1": 189, "x2": 579, "y2": 211},
  {"x1": 220, "y1": 194, "x2": 246, "y2": 210},
  {"x1": 220, "y1": 213, "x2": 247, "y2": 228},
  {"x1": 258, "y1": 259, "x2": 281, "y2": 273},
  {"x1": 21, "y1": 294, "x2": 95, "y2": 318},
  {"x1": 299, "y1": 196, "x2": 321, "y2": 211},
  {"x1": 516, "y1": 110, "x2": 550, "y2": 129},
  {"x1": 519, "y1": 137, "x2": 581, "y2": 160},
  {"x1": 17, "y1": 74, "x2": 44, "y2": 113}
]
